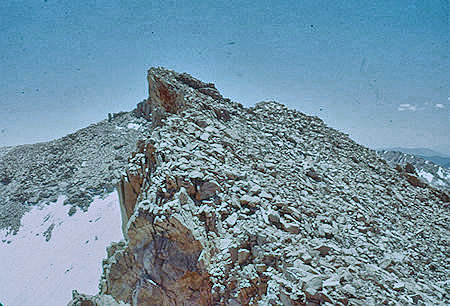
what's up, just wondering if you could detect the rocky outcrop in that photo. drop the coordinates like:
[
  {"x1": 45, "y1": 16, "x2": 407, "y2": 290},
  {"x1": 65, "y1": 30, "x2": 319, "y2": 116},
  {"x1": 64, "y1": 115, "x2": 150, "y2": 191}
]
[
  {"x1": 101, "y1": 204, "x2": 213, "y2": 305},
  {"x1": 117, "y1": 140, "x2": 157, "y2": 237},
  {"x1": 135, "y1": 68, "x2": 224, "y2": 126},
  {"x1": 147, "y1": 69, "x2": 187, "y2": 127},
  {"x1": 136, "y1": 100, "x2": 151, "y2": 120},
  {"x1": 70, "y1": 68, "x2": 449, "y2": 305},
  {"x1": 175, "y1": 72, "x2": 223, "y2": 101}
]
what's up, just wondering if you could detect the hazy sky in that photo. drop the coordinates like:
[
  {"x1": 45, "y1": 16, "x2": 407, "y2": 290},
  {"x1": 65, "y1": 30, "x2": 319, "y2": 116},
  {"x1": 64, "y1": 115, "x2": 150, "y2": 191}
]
[{"x1": 1, "y1": 0, "x2": 448, "y2": 153}]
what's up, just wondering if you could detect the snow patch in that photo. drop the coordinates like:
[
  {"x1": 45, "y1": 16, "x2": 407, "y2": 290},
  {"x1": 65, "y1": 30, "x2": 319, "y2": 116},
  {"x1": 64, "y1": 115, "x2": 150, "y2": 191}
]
[
  {"x1": 0, "y1": 192, "x2": 123, "y2": 306},
  {"x1": 127, "y1": 123, "x2": 141, "y2": 130},
  {"x1": 417, "y1": 170, "x2": 433, "y2": 184},
  {"x1": 436, "y1": 167, "x2": 444, "y2": 179}
]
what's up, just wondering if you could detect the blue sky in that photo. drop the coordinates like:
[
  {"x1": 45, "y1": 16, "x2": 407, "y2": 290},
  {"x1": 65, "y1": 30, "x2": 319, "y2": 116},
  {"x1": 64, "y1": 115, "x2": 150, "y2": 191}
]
[{"x1": 1, "y1": 0, "x2": 448, "y2": 153}]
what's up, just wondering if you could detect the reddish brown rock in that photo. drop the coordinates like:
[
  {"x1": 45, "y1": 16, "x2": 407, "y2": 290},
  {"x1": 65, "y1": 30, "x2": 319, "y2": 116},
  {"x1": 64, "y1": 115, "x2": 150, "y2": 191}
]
[
  {"x1": 405, "y1": 173, "x2": 425, "y2": 188},
  {"x1": 175, "y1": 72, "x2": 214, "y2": 90},
  {"x1": 435, "y1": 190, "x2": 449, "y2": 203},
  {"x1": 198, "y1": 87, "x2": 223, "y2": 100},
  {"x1": 117, "y1": 170, "x2": 142, "y2": 234},
  {"x1": 214, "y1": 107, "x2": 231, "y2": 121},
  {"x1": 117, "y1": 142, "x2": 157, "y2": 235},
  {"x1": 138, "y1": 69, "x2": 223, "y2": 124},
  {"x1": 306, "y1": 169, "x2": 321, "y2": 182},
  {"x1": 146, "y1": 68, "x2": 186, "y2": 126},
  {"x1": 148, "y1": 75, "x2": 182, "y2": 114},
  {"x1": 101, "y1": 210, "x2": 213, "y2": 306},
  {"x1": 405, "y1": 162, "x2": 416, "y2": 174},
  {"x1": 175, "y1": 72, "x2": 223, "y2": 100}
]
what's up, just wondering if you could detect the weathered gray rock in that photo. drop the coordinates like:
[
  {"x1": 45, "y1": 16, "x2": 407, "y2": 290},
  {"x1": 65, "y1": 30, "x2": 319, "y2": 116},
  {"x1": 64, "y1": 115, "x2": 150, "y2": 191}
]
[
  {"x1": 281, "y1": 219, "x2": 300, "y2": 234},
  {"x1": 239, "y1": 195, "x2": 260, "y2": 208},
  {"x1": 63, "y1": 67, "x2": 449, "y2": 305}
]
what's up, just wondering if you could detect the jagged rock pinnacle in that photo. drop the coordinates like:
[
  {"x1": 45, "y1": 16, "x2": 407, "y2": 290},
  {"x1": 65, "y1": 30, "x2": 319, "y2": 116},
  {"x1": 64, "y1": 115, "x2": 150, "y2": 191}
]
[{"x1": 136, "y1": 67, "x2": 224, "y2": 127}]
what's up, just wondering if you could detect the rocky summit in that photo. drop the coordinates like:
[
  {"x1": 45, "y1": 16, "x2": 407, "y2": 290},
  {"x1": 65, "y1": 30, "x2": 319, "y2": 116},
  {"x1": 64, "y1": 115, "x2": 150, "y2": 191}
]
[{"x1": 64, "y1": 67, "x2": 450, "y2": 306}]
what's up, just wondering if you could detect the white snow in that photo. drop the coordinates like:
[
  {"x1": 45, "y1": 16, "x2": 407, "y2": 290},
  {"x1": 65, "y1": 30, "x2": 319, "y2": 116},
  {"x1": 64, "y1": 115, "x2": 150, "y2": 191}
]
[
  {"x1": 417, "y1": 170, "x2": 433, "y2": 184},
  {"x1": 0, "y1": 192, "x2": 123, "y2": 306},
  {"x1": 436, "y1": 167, "x2": 445, "y2": 179},
  {"x1": 127, "y1": 123, "x2": 141, "y2": 130}
]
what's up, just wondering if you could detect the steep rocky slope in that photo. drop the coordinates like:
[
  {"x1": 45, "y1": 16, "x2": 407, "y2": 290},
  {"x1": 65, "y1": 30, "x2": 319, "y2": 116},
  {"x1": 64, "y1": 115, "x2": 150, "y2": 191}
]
[
  {"x1": 377, "y1": 150, "x2": 450, "y2": 190},
  {"x1": 0, "y1": 112, "x2": 151, "y2": 233},
  {"x1": 69, "y1": 67, "x2": 449, "y2": 305}
]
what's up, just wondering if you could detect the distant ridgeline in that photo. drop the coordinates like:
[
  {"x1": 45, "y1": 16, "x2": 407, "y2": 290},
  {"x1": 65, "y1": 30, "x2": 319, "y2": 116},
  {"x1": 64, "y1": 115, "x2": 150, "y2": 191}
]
[
  {"x1": 377, "y1": 150, "x2": 450, "y2": 190},
  {"x1": 381, "y1": 148, "x2": 450, "y2": 168}
]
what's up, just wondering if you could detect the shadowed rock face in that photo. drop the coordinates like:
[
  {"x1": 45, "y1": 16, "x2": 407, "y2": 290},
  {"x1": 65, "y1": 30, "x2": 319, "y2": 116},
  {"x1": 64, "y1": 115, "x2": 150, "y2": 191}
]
[
  {"x1": 117, "y1": 140, "x2": 157, "y2": 236},
  {"x1": 103, "y1": 210, "x2": 212, "y2": 305},
  {"x1": 112, "y1": 136, "x2": 216, "y2": 304}
]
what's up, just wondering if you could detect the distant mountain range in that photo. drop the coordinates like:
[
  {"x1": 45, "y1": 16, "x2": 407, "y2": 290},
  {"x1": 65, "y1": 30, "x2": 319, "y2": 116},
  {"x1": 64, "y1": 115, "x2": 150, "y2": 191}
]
[
  {"x1": 381, "y1": 147, "x2": 450, "y2": 158},
  {"x1": 380, "y1": 147, "x2": 450, "y2": 168},
  {"x1": 377, "y1": 150, "x2": 450, "y2": 190}
]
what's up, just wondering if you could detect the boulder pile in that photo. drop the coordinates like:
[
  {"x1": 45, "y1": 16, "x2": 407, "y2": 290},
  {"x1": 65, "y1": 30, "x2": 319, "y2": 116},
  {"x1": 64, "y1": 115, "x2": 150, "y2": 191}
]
[{"x1": 66, "y1": 67, "x2": 448, "y2": 305}]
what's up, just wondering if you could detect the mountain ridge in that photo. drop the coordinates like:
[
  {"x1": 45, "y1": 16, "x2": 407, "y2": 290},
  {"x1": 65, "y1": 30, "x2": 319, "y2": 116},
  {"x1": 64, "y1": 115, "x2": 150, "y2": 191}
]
[
  {"x1": 68, "y1": 67, "x2": 449, "y2": 305},
  {"x1": 1, "y1": 67, "x2": 448, "y2": 305},
  {"x1": 0, "y1": 111, "x2": 151, "y2": 233},
  {"x1": 380, "y1": 147, "x2": 450, "y2": 158}
]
